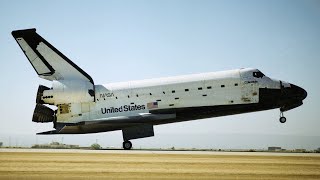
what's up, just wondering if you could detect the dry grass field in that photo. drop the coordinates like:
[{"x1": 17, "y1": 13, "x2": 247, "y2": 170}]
[{"x1": 0, "y1": 150, "x2": 320, "y2": 180}]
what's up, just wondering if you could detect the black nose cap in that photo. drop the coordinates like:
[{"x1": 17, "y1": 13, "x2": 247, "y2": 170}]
[{"x1": 289, "y1": 84, "x2": 307, "y2": 100}]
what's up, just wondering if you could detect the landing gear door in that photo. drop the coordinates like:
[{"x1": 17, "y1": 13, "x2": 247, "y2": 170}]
[{"x1": 240, "y1": 69, "x2": 259, "y2": 104}]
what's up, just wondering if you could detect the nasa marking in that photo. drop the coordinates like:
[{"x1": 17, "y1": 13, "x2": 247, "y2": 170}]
[{"x1": 100, "y1": 93, "x2": 114, "y2": 98}]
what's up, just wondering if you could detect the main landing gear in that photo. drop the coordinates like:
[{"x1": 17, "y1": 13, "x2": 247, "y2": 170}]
[
  {"x1": 123, "y1": 140, "x2": 132, "y2": 150},
  {"x1": 279, "y1": 111, "x2": 286, "y2": 123}
]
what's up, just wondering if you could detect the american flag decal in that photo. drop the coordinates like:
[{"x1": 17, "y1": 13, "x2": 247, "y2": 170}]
[{"x1": 147, "y1": 102, "x2": 158, "y2": 109}]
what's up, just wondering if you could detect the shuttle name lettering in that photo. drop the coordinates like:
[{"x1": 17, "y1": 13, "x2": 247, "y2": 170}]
[
  {"x1": 244, "y1": 80, "x2": 258, "y2": 84},
  {"x1": 101, "y1": 104, "x2": 146, "y2": 114}
]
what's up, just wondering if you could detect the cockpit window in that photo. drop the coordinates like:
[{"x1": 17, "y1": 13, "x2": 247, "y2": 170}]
[{"x1": 253, "y1": 71, "x2": 265, "y2": 78}]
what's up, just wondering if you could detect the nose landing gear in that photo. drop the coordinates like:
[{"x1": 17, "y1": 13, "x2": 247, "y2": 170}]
[{"x1": 279, "y1": 111, "x2": 286, "y2": 123}]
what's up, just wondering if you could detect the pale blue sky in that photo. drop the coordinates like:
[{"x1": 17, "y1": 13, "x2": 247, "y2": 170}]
[{"x1": 0, "y1": 0, "x2": 319, "y2": 149}]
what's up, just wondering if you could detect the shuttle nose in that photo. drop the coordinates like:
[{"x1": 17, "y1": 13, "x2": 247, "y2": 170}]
[
  {"x1": 279, "y1": 83, "x2": 307, "y2": 112},
  {"x1": 289, "y1": 84, "x2": 307, "y2": 101}
]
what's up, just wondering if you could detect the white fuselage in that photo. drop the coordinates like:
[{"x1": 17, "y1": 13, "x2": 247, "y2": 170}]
[{"x1": 55, "y1": 68, "x2": 281, "y2": 124}]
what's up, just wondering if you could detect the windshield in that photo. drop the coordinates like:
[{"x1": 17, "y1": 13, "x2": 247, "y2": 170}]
[{"x1": 253, "y1": 71, "x2": 265, "y2": 78}]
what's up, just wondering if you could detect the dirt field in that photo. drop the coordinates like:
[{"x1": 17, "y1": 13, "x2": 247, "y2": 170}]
[{"x1": 0, "y1": 150, "x2": 320, "y2": 180}]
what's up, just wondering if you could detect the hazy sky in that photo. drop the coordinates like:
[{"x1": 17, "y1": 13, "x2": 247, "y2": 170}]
[{"x1": 0, "y1": 0, "x2": 319, "y2": 149}]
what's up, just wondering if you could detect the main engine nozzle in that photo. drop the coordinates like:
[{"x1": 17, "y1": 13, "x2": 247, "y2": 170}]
[
  {"x1": 36, "y1": 85, "x2": 50, "y2": 104},
  {"x1": 32, "y1": 104, "x2": 55, "y2": 123}
]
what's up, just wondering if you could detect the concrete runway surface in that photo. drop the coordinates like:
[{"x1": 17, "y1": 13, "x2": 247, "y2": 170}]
[{"x1": 0, "y1": 149, "x2": 319, "y2": 179}]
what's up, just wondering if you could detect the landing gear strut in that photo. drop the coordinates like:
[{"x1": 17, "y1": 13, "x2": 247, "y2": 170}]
[
  {"x1": 123, "y1": 140, "x2": 132, "y2": 150},
  {"x1": 279, "y1": 111, "x2": 286, "y2": 123}
]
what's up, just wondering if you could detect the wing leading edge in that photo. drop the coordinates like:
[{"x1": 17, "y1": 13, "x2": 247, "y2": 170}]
[{"x1": 12, "y1": 28, "x2": 94, "y2": 84}]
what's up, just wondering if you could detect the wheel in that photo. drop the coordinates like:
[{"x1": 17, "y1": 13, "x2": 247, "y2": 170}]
[
  {"x1": 279, "y1": 116, "x2": 286, "y2": 123},
  {"x1": 123, "y1": 140, "x2": 132, "y2": 150}
]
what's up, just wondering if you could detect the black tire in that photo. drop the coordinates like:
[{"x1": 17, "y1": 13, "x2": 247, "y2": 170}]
[
  {"x1": 123, "y1": 141, "x2": 132, "y2": 150},
  {"x1": 279, "y1": 117, "x2": 286, "y2": 123}
]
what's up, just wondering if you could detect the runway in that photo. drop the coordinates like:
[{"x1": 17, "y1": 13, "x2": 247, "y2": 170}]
[{"x1": 1, "y1": 149, "x2": 320, "y2": 179}]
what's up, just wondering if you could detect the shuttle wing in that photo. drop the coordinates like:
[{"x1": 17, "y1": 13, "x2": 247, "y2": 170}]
[
  {"x1": 12, "y1": 28, "x2": 94, "y2": 84},
  {"x1": 37, "y1": 113, "x2": 176, "y2": 134}
]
